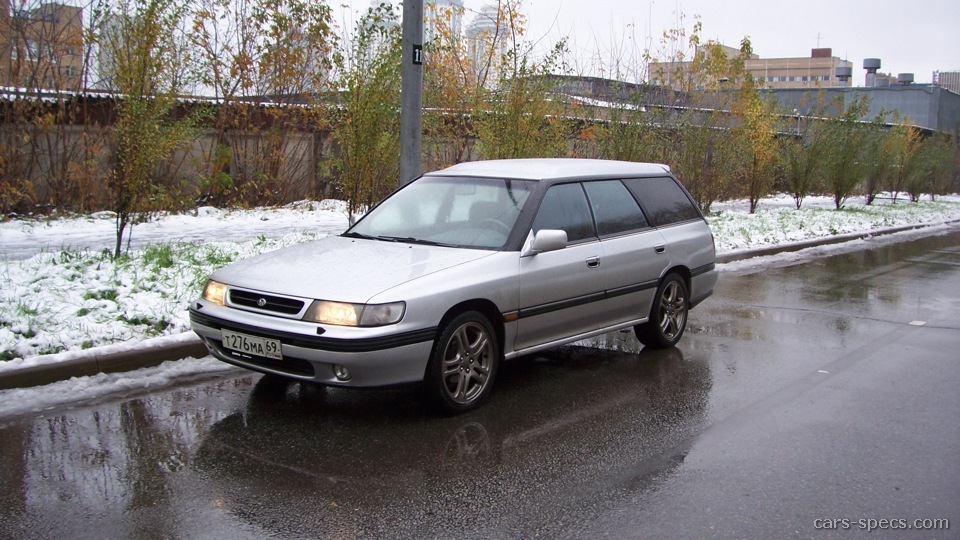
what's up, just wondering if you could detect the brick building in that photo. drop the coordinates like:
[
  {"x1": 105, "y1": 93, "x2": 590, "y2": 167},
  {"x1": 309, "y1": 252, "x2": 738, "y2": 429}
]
[
  {"x1": 650, "y1": 44, "x2": 854, "y2": 91},
  {"x1": 0, "y1": 0, "x2": 84, "y2": 90}
]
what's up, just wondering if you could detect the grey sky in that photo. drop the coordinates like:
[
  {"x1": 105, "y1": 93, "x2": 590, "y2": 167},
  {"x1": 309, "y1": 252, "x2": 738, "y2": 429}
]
[
  {"x1": 344, "y1": 0, "x2": 959, "y2": 85},
  {"x1": 503, "y1": 0, "x2": 960, "y2": 84}
]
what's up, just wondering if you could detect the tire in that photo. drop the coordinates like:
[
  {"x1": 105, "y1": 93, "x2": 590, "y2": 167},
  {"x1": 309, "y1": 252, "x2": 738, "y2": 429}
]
[
  {"x1": 635, "y1": 273, "x2": 689, "y2": 349},
  {"x1": 426, "y1": 311, "x2": 500, "y2": 413}
]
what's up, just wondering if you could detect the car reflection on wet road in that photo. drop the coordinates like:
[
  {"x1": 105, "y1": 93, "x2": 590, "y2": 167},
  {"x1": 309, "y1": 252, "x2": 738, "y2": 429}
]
[{"x1": 1, "y1": 227, "x2": 958, "y2": 538}]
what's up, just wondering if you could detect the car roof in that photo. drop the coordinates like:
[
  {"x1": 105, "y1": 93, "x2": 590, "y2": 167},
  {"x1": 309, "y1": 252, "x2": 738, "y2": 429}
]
[{"x1": 426, "y1": 158, "x2": 671, "y2": 181}]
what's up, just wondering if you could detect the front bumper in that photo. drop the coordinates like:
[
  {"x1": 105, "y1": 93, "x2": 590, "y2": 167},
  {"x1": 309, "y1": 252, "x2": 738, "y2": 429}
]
[{"x1": 189, "y1": 303, "x2": 436, "y2": 387}]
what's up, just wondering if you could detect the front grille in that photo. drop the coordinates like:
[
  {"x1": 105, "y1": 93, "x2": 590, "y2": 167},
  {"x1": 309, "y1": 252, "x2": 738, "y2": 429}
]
[{"x1": 230, "y1": 289, "x2": 305, "y2": 315}]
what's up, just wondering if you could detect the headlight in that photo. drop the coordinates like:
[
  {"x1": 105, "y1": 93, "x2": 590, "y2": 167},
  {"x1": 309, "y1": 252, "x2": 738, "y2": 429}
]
[
  {"x1": 304, "y1": 301, "x2": 361, "y2": 326},
  {"x1": 203, "y1": 280, "x2": 228, "y2": 306},
  {"x1": 304, "y1": 300, "x2": 405, "y2": 327}
]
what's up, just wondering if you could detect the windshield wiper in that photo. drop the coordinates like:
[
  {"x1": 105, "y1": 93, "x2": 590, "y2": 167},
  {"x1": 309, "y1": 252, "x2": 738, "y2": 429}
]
[
  {"x1": 377, "y1": 236, "x2": 456, "y2": 247},
  {"x1": 378, "y1": 235, "x2": 431, "y2": 244},
  {"x1": 344, "y1": 232, "x2": 455, "y2": 247}
]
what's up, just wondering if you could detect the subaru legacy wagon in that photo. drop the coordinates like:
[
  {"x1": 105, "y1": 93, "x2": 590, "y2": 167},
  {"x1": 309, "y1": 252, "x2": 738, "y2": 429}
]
[{"x1": 190, "y1": 159, "x2": 718, "y2": 412}]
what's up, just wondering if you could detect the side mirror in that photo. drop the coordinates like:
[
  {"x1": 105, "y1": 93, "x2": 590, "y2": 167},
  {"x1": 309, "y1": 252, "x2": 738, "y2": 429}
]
[{"x1": 522, "y1": 229, "x2": 567, "y2": 256}]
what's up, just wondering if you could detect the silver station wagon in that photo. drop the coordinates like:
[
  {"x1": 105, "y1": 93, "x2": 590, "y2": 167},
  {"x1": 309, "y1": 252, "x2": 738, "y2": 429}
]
[{"x1": 190, "y1": 159, "x2": 718, "y2": 412}]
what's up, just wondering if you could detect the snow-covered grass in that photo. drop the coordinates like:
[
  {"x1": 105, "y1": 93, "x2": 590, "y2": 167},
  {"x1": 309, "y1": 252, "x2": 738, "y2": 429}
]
[
  {"x1": 709, "y1": 195, "x2": 960, "y2": 252},
  {"x1": 1, "y1": 195, "x2": 959, "y2": 364}
]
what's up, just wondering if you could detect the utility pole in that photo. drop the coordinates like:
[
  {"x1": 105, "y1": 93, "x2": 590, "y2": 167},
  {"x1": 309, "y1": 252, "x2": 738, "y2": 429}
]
[{"x1": 399, "y1": 0, "x2": 423, "y2": 186}]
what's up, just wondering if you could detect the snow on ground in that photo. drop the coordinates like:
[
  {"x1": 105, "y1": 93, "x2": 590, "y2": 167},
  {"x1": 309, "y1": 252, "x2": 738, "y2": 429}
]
[
  {"x1": 709, "y1": 194, "x2": 960, "y2": 252},
  {"x1": 0, "y1": 356, "x2": 236, "y2": 419},
  {"x1": 0, "y1": 199, "x2": 350, "y2": 260},
  {"x1": 1, "y1": 194, "x2": 959, "y2": 419}
]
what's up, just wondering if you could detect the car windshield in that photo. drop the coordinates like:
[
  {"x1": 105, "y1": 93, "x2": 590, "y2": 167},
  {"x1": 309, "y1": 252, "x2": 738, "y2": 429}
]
[{"x1": 346, "y1": 175, "x2": 535, "y2": 249}]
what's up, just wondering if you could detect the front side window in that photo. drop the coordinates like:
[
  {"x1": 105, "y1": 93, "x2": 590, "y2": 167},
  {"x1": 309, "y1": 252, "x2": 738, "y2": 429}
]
[{"x1": 531, "y1": 183, "x2": 596, "y2": 243}]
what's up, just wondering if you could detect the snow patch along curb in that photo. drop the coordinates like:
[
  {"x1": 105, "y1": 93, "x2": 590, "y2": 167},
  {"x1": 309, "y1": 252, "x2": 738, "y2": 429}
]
[
  {"x1": 715, "y1": 220, "x2": 960, "y2": 263},
  {"x1": 0, "y1": 332, "x2": 208, "y2": 390}
]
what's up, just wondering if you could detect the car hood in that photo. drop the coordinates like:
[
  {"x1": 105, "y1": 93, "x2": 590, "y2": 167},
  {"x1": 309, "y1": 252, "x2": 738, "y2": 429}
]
[{"x1": 211, "y1": 235, "x2": 497, "y2": 303}]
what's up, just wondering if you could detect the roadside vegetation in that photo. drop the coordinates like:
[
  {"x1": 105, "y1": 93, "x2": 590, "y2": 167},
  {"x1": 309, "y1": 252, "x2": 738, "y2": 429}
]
[{"x1": 2, "y1": 0, "x2": 957, "y2": 244}]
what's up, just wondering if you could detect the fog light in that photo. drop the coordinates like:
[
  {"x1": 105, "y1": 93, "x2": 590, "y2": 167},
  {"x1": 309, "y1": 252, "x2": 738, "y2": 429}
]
[{"x1": 334, "y1": 365, "x2": 351, "y2": 381}]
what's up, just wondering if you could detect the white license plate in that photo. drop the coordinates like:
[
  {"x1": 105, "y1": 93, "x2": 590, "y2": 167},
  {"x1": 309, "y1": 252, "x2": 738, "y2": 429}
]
[{"x1": 221, "y1": 329, "x2": 283, "y2": 360}]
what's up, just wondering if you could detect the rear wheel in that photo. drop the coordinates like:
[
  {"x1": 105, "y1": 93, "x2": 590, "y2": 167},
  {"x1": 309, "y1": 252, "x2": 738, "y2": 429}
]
[
  {"x1": 635, "y1": 273, "x2": 688, "y2": 349},
  {"x1": 426, "y1": 311, "x2": 500, "y2": 413}
]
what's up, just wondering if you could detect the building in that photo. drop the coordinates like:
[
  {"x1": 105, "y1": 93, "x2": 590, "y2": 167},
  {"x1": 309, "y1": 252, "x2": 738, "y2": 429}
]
[
  {"x1": 768, "y1": 85, "x2": 960, "y2": 137},
  {"x1": 465, "y1": 3, "x2": 509, "y2": 85},
  {"x1": 425, "y1": 0, "x2": 464, "y2": 44},
  {"x1": 748, "y1": 48, "x2": 853, "y2": 89},
  {"x1": 649, "y1": 45, "x2": 853, "y2": 91},
  {"x1": 0, "y1": 0, "x2": 84, "y2": 90},
  {"x1": 935, "y1": 71, "x2": 960, "y2": 95}
]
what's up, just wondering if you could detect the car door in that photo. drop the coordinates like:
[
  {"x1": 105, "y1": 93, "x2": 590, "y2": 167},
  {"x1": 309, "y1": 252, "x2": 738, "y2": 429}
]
[
  {"x1": 515, "y1": 183, "x2": 604, "y2": 352},
  {"x1": 582, "y1": 180, "x2": 669, "y2": 330}
]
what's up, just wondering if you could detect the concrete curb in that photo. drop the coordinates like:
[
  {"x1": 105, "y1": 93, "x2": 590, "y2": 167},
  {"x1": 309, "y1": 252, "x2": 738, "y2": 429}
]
[
  {"x1": 715, "y1": 221, "x2": 958, "y2": 264},
  {"x1": 0, "y1": 334, "x2": 208, "y2": 391},
  {"x1": 2, "y1": 219, "x2": 957, "y2": 391}
]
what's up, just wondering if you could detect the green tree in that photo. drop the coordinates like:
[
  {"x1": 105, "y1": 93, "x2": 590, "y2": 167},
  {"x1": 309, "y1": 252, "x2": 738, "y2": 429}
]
[
  {"x1": 780, "y1": 133, "x2": 823, "y2": 210},
  {"x1": 780, "y1": 104, "x2": 830, "y2": 209},
  {"x1": 189, "y1": 0, "x2": 334, "y2": 205},
  {"x1": 594, "y1": 88, "x2": 669, "y2": 164},
  {"x1": 714, "y1": 38, "x2": 778, "y2": 214},
  {"x1": 860, "y1": 117, "x2": 894, "y2": 205},
  {"x1": 885, "y1": 119, "x2": 923, "y2": 203},
  {"x1": 820, "y1": 97, "x2": 869, "y2": 209},
  {"x1": 635, "y1": 20, "x2": 748, "y2": 212},
  {"x1": 329, "y1": 3, "x2": 401, "y2": 220},
  {"x1": 101, "y1": 0, "x2": 199, "y2": 257},
  {"x1": 734, "y1": 93, "x2": 778, "y2": 213},
  {"x1": 905, "y1": 133, "x2": 955, "y2": 202},
  {"x1": 421, "y1": 0, "x2": 481, "y2": 168},
  {"x1": 473, "y1": 1, "x2": 570, "y2": 160}
]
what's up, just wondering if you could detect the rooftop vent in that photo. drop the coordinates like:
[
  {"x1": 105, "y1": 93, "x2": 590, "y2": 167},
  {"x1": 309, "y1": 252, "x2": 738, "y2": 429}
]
[{"x1": 864, "y1": 58, "x2": 882, "y2": 87}]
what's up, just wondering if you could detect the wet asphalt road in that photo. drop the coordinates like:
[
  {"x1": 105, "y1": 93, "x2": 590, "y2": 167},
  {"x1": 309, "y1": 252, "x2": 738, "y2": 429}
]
[{"x1": 1, "y1": 230, "x2": 959, "y2": 539}]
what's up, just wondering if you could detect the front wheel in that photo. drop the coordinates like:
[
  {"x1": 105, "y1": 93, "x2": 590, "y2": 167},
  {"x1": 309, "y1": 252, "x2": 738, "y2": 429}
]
[
  {"x1": 426, "y1": 311, "x2": 500, "y2": 413},
  {"x1": 635, "y1": 274, "x2": 689, "y2": 349}
]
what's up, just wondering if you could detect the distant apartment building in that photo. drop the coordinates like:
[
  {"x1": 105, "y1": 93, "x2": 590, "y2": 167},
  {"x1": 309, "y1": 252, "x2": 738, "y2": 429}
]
[
  {"x1": 935, "y1": 71, "x2": 960, "y2": 94},
  {"x1": 649, "y1": 45, "x2": 854, "y2": 91},
  {"x1": 465, "y1": 3, "x2": 509, "y2": 85},
  {"x1": 0, "y1": 0, "x2": 84, "y2": 90},
  {"x1": 748, "y1": 48, "x2": 854, "y2": 88},
  {"x1": 425, "y1": 0, "x2": 464, "y2": 43}
]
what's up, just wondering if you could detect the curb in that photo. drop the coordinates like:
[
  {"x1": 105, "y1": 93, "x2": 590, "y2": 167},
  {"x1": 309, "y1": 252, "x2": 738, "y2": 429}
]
[
  {"x1": 2, "y1": 219, "x2": 957, "y2": 391},
  {"x1": 715, "y1": 220, "x2": 960, "y2": 264},
  {"x1": 0, "y1": 334, "x2": 208, "y2": 391}
]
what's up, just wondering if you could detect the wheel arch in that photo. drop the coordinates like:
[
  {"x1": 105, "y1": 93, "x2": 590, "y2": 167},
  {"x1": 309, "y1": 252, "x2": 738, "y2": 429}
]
[
  {"x1": 663, "y1": 265, "x2": 692, "y2": 302},
  {"x1": 434, "y1": 299, "x2": 505, "y2": 356}
]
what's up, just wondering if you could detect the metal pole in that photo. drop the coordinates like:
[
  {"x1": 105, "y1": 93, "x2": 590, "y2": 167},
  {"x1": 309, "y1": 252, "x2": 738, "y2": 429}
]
[{"x1": 399, "y1": 0, "x2": 423, "y2": 186}]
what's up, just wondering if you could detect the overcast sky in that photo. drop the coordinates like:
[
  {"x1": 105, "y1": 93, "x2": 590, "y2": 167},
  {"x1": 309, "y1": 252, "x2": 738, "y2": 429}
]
[
  {"x1": 348, "y1": 0, "x2": 959, "y2": 85},
  {"x1": 500, "y1": 0, "x2": 960, "y2": 84}
]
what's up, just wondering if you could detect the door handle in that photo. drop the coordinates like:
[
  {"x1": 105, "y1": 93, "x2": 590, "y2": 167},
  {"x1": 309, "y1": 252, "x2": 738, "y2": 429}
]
[
  {"x1": 655, "y1": 244, "x2": 666, "y2": 254},
  {"x1": 585, "y1": 256, "x2": 601, "y2": 268}
]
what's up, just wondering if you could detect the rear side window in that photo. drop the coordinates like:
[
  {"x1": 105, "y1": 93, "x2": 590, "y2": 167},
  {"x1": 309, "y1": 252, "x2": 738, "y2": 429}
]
[
  {"x1": 583, "y1": 180, "x2": 648, "y2": 236},
  {"x1": 531, "y1": 183, "x2": 596, "y2": 242},
  {"x1": 623, "y1": 176, "x2": 701, "y2": 227}
]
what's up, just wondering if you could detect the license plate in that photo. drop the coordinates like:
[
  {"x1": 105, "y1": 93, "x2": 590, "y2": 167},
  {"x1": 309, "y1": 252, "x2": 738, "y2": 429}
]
[{"x1": 221, "y1": 329, "x2": 283, "y2": 360}]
